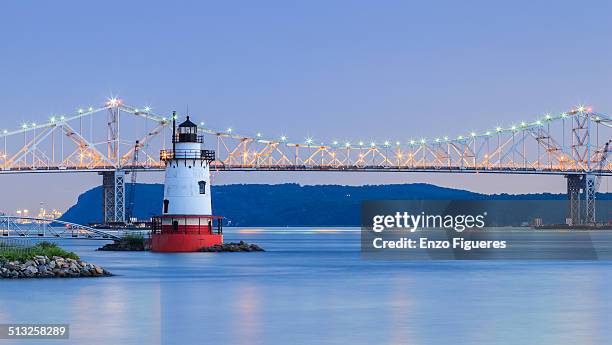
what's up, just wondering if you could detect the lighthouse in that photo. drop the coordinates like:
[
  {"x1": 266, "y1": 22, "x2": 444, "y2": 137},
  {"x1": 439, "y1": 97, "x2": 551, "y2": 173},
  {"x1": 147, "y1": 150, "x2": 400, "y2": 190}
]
[{"x1": 151, "y1": 112, "x2": 223, "y2": 252}]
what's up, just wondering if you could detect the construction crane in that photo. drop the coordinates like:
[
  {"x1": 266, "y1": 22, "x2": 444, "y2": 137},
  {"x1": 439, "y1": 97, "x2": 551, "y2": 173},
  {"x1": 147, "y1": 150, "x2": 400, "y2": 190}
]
[
  {"x1": 591, "y1": 140, "x2": 612, "y2": 225},
  {"x1": 595, "y1": 140, "x2": 611, "y2": 192},
  {"x1": 126, "y1": 140, "x2": 140, "y2": 223}
]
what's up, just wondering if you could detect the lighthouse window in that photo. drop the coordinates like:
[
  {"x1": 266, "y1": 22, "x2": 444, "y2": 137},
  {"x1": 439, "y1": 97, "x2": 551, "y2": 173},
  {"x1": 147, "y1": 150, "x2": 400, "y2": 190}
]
[
  {"x1": 198, "y1": 181, "x2": 206, "y2": 194},
  {"x1": 163, "y1": 199, "x2": 169, "y2": 213}
]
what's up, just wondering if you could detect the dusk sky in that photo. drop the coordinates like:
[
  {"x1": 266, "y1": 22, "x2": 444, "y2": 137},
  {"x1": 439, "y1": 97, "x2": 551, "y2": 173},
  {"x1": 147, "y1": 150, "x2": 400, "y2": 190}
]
[{"x1": 1, "y1": 1, "x2": 612, "y2": 213}]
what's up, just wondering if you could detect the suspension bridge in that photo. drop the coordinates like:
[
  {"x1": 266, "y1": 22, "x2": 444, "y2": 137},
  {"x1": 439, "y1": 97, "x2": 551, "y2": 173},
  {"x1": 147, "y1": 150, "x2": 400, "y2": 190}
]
[{"x1": 0, "y1": 97, "x2": 611, "y2": 230}]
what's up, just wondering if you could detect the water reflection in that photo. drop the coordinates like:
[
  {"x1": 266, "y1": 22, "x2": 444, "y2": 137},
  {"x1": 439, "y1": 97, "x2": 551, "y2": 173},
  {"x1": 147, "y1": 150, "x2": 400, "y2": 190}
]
[
  {"x1": 0, "y1": 230, "x2": 611, "y2": 345},
  {"x1": 233, "y1": 284, "x2": 262, "y2": 345}
]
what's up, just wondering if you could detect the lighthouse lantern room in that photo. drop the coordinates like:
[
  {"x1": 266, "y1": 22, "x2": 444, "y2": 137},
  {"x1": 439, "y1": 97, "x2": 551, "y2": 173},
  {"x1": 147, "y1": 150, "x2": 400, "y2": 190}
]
[{"x1": 151, "y1": 112, "x2": 223, "y2": 252}]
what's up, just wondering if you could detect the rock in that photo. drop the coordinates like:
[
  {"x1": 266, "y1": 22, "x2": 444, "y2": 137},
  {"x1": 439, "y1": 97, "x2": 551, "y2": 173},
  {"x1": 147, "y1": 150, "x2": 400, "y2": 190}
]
[
  {"x1": 41, "y1": 271, "x2": 54, "y2": 278},
  {"x1": 5, "y1": 261, "x2": 19, "y2": 271},
  {"x1": 0, "y1": 257, "x2": 111, "y2": 279},
  {"x1": 200, "y1": 242, "x2": 265, "y2": 253},
  {"x1": 34, "y1": 256, "x2": 46, "y2": 265},
  {"x1": 98, "y1": 235, "x2": 151, "y2": 252}
]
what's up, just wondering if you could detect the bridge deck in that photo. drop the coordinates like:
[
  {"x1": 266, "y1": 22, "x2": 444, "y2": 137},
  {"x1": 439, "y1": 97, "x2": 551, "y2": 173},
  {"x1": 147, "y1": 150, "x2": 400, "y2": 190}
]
[{"x1": 1, "y1": 165, "x2": 610, "y2": 176}]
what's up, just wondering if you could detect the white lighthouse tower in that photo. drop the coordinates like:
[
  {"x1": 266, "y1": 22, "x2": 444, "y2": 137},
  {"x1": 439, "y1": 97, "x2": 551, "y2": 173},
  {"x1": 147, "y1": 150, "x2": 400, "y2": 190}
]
[
  {"x1": 162, "y1": 116, "x2": 212, "y2": 215},
  {"x1": 151, "y1": 112, "x2": 223, "y2": 252}
]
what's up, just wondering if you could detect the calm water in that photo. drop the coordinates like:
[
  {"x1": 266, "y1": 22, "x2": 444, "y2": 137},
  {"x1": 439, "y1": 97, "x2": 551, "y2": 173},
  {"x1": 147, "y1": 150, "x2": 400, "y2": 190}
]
[{"x1": 1, "y1": 228, "x2": 611, "y2": 345}]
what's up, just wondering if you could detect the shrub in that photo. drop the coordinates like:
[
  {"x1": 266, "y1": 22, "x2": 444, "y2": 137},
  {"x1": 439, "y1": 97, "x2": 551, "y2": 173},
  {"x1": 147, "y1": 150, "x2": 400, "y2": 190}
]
[
  {"x1": 0, "y1": 242, "x2": 79, "y2": 261},
  {"x1": 123, "y1": 234, "x2": 146, "y2": 247}
]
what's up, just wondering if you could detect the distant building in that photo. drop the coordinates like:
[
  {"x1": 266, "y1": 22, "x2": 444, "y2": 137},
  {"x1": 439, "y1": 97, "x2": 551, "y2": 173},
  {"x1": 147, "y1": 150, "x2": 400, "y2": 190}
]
[
  {"x1": 38, "y1": 208, "x2": 62, "y2": 220},
  {"x1": 533, "y1": 218, "x2": 543, "y2": 227}
]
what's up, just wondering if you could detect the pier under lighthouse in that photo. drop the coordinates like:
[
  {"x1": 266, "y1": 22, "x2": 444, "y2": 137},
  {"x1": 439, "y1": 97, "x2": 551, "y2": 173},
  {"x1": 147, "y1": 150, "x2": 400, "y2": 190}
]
[{"x1": 151, "y1": 113, "x2": 223, "y2": 252}]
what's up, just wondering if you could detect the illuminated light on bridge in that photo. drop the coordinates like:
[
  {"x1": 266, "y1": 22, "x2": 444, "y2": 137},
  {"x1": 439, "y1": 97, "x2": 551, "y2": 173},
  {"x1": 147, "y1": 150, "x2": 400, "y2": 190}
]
[
  {"x1": 106, "y1": 97, "x2": 122, "y2": 107},
  {"x1": 0, "y1": 98, "x2": 610, "y2": 225}
]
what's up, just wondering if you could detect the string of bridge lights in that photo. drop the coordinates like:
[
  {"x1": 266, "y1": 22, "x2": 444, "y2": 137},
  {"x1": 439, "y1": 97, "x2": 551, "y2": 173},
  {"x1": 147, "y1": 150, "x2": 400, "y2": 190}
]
[
  {"x1": 0, "y1": 100, "x2": 604, "y2": 150},
  {"x1": 202, "y1": 105, "x2": 601, "y2": 149}
]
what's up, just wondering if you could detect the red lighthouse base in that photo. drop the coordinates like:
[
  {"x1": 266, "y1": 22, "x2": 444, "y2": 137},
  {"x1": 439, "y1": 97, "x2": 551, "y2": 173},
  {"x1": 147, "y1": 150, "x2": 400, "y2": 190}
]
[{"x1": 151, "y1": 215, "x2": 223, "y2": 253}]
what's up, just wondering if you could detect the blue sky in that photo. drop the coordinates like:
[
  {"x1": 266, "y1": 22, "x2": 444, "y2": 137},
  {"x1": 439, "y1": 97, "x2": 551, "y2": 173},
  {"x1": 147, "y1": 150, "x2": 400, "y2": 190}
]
[{"x1": 1, "y1": 1, "x2": 611, "y2": 212}]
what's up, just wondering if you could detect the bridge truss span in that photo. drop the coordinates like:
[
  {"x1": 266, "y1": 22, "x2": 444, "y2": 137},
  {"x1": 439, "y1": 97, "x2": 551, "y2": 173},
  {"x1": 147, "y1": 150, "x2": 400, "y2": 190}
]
[
  {"x1": 0, "y1": 99, "x2": 611, "y2": 224},
  {"x1": 208, "y1": 108, "x2": 612, "y2": 176},
  {"x1": 0, "y1": 100, "x2": 610, "y2": 175}
]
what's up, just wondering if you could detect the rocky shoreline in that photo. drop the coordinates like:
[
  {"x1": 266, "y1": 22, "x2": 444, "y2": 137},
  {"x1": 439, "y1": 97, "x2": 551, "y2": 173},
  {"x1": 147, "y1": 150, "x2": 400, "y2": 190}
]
[
  {"x1": 200, "y1": 241, "x2": 265, "y2": 252},
  {"x1": 98, "y1": 237, "x2": 265, "y2": 253},
  {"x1": 0, "y1": 256, "x2": 111, "y2": 279},
  {"x1": 98, "y1": 241, "x2": 148, "y2": 251}
]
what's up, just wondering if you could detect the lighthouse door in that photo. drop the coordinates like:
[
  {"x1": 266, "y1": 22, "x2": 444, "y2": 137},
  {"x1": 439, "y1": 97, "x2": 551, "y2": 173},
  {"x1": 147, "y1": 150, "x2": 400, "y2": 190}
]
[{"x1": 172, "y1": 220, "x2": 179, "y2": 232}]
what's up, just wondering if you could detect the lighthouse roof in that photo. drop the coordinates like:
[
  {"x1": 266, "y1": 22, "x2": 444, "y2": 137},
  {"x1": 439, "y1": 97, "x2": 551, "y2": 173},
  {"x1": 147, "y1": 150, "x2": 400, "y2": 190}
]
[{"x1": 178, "y1": 116, "x2": 197, "y2": 128}]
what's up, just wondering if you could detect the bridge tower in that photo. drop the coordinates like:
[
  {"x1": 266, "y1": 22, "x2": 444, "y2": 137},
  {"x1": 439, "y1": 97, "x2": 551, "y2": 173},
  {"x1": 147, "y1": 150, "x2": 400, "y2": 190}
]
[
  {"x1": 151, "y1": 112, "x2": 222, "y2": 252},
  {"x1": 566, "y1": 109, "x2": 597, "y2": 225},
  {"x1": 101, "y1": 170, "x2": 126, "y2": 224},
  {"x1": 566, "y1": 174, "x2": 596, "y2": 225},
  {"x1": 107, "y1": 100, "x2": 121, "y2": 166},
  {"x1": 101, "y1": 99, "x2": 126, "y2": 224}
]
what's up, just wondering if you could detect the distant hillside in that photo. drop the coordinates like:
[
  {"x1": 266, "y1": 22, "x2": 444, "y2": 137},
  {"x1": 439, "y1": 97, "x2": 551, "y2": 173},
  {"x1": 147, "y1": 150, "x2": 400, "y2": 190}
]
[{"x1": 60, "y1": 183, "x2": 611, "y2": 226}]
